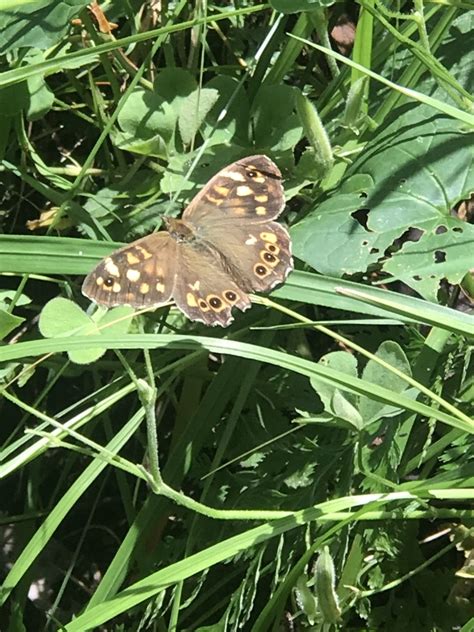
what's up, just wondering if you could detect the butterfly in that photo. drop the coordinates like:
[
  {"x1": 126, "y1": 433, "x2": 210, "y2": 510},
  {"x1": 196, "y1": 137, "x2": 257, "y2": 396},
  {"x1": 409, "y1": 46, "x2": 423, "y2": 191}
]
[{"x1": 82, "y1": 155, "x2": 293, "y2": 327}]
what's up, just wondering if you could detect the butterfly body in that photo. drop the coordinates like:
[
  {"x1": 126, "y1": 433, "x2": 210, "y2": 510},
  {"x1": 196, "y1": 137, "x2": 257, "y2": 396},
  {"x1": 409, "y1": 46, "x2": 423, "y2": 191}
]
[
  {"x1": 163, "y1": 217, "x2": 195, "y2": 242},
  {"x1": 82, "y1": 155, "x2": 293, "y2": 327}
]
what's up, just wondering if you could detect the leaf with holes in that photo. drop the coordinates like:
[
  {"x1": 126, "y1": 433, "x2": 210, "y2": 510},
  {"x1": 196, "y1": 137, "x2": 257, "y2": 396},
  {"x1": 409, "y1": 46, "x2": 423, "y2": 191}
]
[{"x1": 291, "y1": 103, "x2": 474, "y2": 300}]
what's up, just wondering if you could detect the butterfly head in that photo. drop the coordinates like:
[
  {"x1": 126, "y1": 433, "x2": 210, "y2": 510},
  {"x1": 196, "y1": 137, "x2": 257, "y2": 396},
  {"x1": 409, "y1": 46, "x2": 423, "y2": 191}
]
[{"x1": 163, "y1": 217, "x2": 194, "y2": 242}]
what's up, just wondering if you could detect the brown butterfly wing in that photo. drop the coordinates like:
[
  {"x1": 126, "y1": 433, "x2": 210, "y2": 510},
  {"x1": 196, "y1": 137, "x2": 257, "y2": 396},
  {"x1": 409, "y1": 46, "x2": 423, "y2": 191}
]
[
  {"x1": 82, "y1": 233, "x2": 176, "y2": 308},
  {"x1": 199, "y1": 220, "x2": 293, "y2": 293},
  {"x1": 182, "y1": 155, "x2": 284, "y2": 224},
  {"x1": 172, "y1": 242, "x2": 251, "y2": 327}
]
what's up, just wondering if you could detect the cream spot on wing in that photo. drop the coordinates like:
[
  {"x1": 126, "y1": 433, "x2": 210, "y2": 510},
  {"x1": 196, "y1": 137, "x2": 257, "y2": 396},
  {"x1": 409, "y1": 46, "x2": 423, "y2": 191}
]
[
  {"x1": 139, "y1": 282, "x2": 150, "y2": 294},
  {"x1": 205, "y1": 194, "x2": 223, "y2": 205},
  {"x1": 189, "y1": 280, "x2": 200, "y2": 291},
  {"x1": 104, "y1": 258, "x2": 120, "y2": 277},
  {"x1": 214, "y1": 185, "x2": 230, "y2": 197},
  {"x1": 222, "y1": 170, "x2": 246, "y2": 182},
  {"x1": 256, "y1": 206, "x2": 267, "y2": 215},
  {"x1": 126, "y1": 252, "x2": 140, "y2": 265},
  {"x1": 245, "y1": 234, "x2": 258, "y2": 245},
  {"x1": 156, "y1": 282, "x2": 165, "y2": 293},
  {"x1": 260, "y1": 231, "x2": 277, "y2": 243},
  {"x1": 255, "y1": 194, "x2": 268, "y2": 203},
  {"x1": 136, "y1": 246, "x2": 152, "y2": 260},
  {"x1": 96, "y1": 276, "x2": 104, "y2": 286},
  {"x1": 186, "y1": 292, "x2": 198, "y2": 307},
  {"x1": 112, "y1": 282, "x2": 121, "y2": 293},
  {"x1": 126, "y1": 269, "x2": 140, "y2": 282},
  {"x1": 236, "y1": 185, "x2": 253, "y2": 196}
]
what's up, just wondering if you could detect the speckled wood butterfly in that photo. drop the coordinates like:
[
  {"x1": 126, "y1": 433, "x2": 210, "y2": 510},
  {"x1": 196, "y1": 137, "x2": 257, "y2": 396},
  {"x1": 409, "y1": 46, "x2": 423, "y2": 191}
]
[{"x1": 82, "y1": 155, "x2": 293, "y2": 327}]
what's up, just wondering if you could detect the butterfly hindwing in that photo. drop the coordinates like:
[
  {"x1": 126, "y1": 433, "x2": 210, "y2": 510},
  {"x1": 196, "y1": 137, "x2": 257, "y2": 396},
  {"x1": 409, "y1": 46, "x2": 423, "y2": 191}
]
[
  {"x1": 172, "y1": 242, "x2": 251, "y2": 327},
  {"x1": 82, "y1": 233, "x2": 176, "y2": 308},
  {"x1": 200, "y1": 221, "x2": 293, "y2": 293}
]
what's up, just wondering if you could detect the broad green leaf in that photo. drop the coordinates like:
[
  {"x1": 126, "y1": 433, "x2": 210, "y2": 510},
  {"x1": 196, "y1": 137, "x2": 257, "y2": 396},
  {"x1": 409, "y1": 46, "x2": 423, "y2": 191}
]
[
  {"x1": 331, "y1": 390, "x2": 364, "y2": 432},
  {"x1": 26, "y1": 73, "x2": 54, "y2": 120},
  {"x1": 311, "y1": 351, "x2": 359, "y2": 412},
  {"x1": 178, "y1": 88, "x2": 220, "y2": 146},
  {"x1": 0, "y1": 290, "x2": 31, "y2": 309},
  {"x1": 203, "y1": 76, "x2": 250, "y2": 146},
  {"x1": 113, "y1": 130, "x2": 168, "y2": 159},
  {"x1": 0, "y1": 309, "x2": 24, "y2": 340},
  {"x1": 39, "y1": 298, "x2": 133, "y2": 364},
  {"x1": 117, "y1": 87, "x2": 174, "y2": 150},
  {"x1": 39, "y1": 297, "x2": 92, "y2": 338},
  {"x1": 359, "y1": 341, "x2": 412, "y2": 423},
  {"x1": 0, "y1": 82, "x2": 28, "y2": 117},
  {"x1": 39, "y1": 297, "x2": 101, "y2": 364},
  {"x1": 382, "y1": 217, "x2": 474, "y2": 301},
  {"x1": 0, "y1": 0, "x2": 89, "y2": 53},
  {"x1": 252, "y1": 85, "x2": 303, "y2": 151},
  {"x1": 95, "y1": 306, "x2": 134, "y2": 337},
  {"x1": 292, "y1": 103, "x2": 474, "y2": 300}
]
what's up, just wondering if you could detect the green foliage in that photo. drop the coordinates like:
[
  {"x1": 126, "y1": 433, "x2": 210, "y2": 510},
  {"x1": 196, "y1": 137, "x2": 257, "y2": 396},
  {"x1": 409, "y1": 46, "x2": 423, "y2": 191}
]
[
  {"x1": 0, "y1": 2, "x2": 473, "y2": 631},
  {"x1": 292, "y1": 102, "x2": 474, "y2": 300},
  {"x1": 39, "y1": 297, "x2": 133, "y2": 363}
]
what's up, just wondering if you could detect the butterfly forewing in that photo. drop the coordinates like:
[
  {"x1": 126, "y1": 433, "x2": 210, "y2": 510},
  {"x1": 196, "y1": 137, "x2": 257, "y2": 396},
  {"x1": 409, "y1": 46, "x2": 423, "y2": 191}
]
[
  {"x1": 82, "y1": 233, "x2": 176, "y2": 308},
  {"x1": 183, "y1": 155, "x2": 285, "y2": 225}
]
